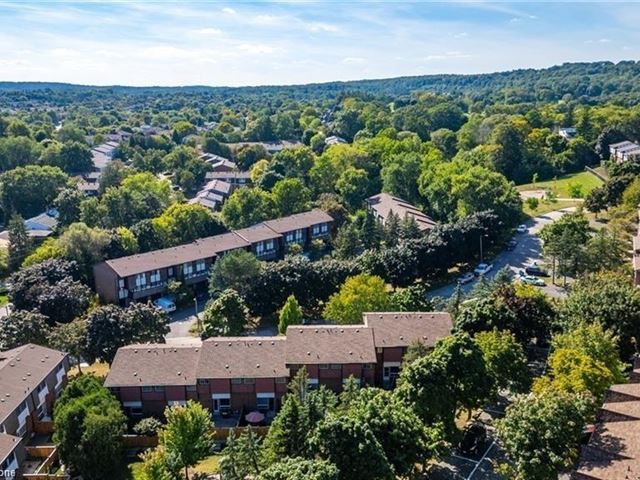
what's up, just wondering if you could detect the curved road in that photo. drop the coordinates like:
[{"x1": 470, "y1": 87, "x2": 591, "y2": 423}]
[{"x1": 428, "y1": 208, "x2": 576, "y2": 300}]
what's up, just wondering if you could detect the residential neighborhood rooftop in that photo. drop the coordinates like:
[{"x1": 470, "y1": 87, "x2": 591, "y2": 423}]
[
  {"x1": 284, "y1": 325, "x2": 377, "y2": 365},
  {"x1": 0, "y1": 344, "x2": 67, "y2": 423},
  {"x1": 367, "y1": 192, "x2": 437, "y2": 231},
  {"x1": 104, "y1": 344, "x2": 201, "y2": 387},
  {"x1": 197, "y1": 337, "x2": 289, "y2": 379},
  {"x1": 363, "y1": 312, "x2": 453, "y2": 349}
]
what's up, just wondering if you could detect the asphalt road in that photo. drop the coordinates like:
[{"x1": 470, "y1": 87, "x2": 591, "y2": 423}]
[{"x1": 428, "y1": 208, "x2": 577, "y2": 301}]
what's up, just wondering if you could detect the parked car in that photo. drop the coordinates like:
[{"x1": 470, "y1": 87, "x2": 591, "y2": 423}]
[
  {"x1": 525, "y1": 263, "x2": 549, "y2": 277},
  {"x1": 518, "y1": 273, "x2": 545, "y2": 286},
  {"x1": 153, "y1": 296, "x2": 177, "y2": 313},
  {"x1": 474, "y1": 263, "x2": 494, "y2": 276},
  {"x1": 458, "y1": 272, "x2": 475, "y2": 285},
  {"x1": 506, "y1": 239, "x2": 518, "y2": 250},
  {"x1": 516, "y1": 224, "x2": 528, "y2": 234},
  {"x1": 458, "y1": 423, "x2": 487, "y2": 456}
]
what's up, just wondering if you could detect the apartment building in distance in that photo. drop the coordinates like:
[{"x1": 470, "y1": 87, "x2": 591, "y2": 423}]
[
  {"x1": 366, "y1": 193, "x2": 437, "y2": 232},
  {"x1": 610, "y1": 140, "x2": 640, "y2": 163},
  {"x1": 93, "y1": 209, "x2": 334, "y2": 305},
  {"x1": 0, "y1": 345, "x2": 69, "y2": 475},
  {"x1": 105, "y1": 312, "x2": 453, "y2": 418}
]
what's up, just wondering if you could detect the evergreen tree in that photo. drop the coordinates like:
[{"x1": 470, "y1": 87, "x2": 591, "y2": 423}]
[
  {"x1": 383, "y1": 211, "x2": 401, "y2": 247},
  {"x1": 261, "y1": 394, "x2": 310, "y2": 465},
  {"x1": 278, "y1": 295, "x2": 303, "y2": 334},
  {"x1": 7, "y1": 214, "x2": 30, "y2": 271}
]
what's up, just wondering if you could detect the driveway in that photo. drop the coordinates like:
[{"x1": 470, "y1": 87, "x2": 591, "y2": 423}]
[
  {"x1": 428, "y1": 208, "x2": 576, "y2": 300},
  {"x1": 166, "y1": 304, "x2": 201, "y2": 341}
]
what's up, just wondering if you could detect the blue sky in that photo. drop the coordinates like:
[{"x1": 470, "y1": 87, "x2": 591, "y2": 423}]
[{"x1": 0, "y1": 1, "x2": 638, "y2": 87}]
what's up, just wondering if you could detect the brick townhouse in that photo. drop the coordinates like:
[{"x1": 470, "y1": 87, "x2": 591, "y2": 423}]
[
  {"x1": 572, "y1": 357, "x2": 640, "y2": 479},
  {"x1": 0, "y1": 344, "x2": 69, "y2": 475},
  {"x1": 93, "y1": 209, "x2": 334, "y2": 305},
  {"x1": 105, "y1": 312, "x2": 453, "y2": 418}
]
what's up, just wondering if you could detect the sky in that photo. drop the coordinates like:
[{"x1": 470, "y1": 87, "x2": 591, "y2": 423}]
[{"x1": 0, "y1": 1, "x2": 639, "y2": 87}]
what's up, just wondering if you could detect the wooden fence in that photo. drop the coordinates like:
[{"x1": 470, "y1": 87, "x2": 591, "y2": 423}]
[
  {"x1": 32, "y1": 420, "x2": 55, "y2": 435},
  {"x1": 23, "y1": 445, "x2": 68, "y2": 480},
  {"x1": 123, "y1": 426, "x2": 270, "y2": 449}
]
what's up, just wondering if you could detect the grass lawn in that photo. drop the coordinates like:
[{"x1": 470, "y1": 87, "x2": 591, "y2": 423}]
[
  {"x1": 517, "y1": 170, "x2": 603, "y2": 199},
  {"x1": 522, "y1": 198, "x2": 580, "y2": 217},
  {"x1": 71, "y1": 362, "x2": 110, "y2": 379},
  {"x1": 0, "y1": 294, "x2": 7, "y2": 306},
  {"x1": 128, "y1": 454, "x2": 222, "y2": 479}
]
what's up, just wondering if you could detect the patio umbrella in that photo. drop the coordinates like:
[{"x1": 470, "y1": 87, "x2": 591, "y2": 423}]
[{"x1": 245, "y1": 411, "x2": 265, "y2": 424}]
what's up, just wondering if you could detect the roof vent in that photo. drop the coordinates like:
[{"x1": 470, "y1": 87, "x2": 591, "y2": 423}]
[
  {"x1": 256, "y1": 364, "x2": 260, "y2": 368},
  {"x1": 307, "y1": 351, "x2": 311, "y2": 356},
  {"x1": 400, "y1": 336, "x2": 404, "y2": 340},
  {"x1": 349, "y1": 351, "x2": 353, "y2": 355},
  {"x1": 258, "y1": 342, "x2": 262, "y2": 346},
  {"x1": 228, "y1": 343, "x2": 232, "y2": 346},
  {"x1": 225, "y1": 364, "x2": 229, "y2": 369},
  {"x1": 356, "y1": 329, "x2": 359, "y2": 333},
  {"x1": 177, "y1": 371, "x2": 182, "y2": 376},
  {"x1": 133, "y1": 372, "x2": 138, "y2": 376}
]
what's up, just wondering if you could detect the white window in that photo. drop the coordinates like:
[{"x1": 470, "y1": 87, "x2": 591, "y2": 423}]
[
  {"x1": 196, "y1": 259, "x2": 206, "y2": 272},
  {"x1": 319, "y1": 364, "x2": 329, "y2": 370},
  {"x1": 256, "y1": 397, "x2": 271, "y2": 410},
  {"x1": 168, "y1": 267, "x2": 174, "y2": 277},
  {"x1": 243, "y1": 378, "x2": 255, "y2": 385},
  {"x1": 142, "y1": 386, "x2": 153, "y2": 393},
  {"x1": 183, "y1": 262, "x2": 193, "y2": 276},
  {"x1": 275, "y1": 377, "x2": 287, "y2": 384},
  {"x1": 135, "y1": 273, "x2": 147, "y2": 287},
  {"x1": 231, "y1": 378, "x2": 243, "y2": 385},
  {"x1": 118, "y1": 279, "x2": 125, "y2": 288},
  {"x1": 198, "y1": 379, "x2": 209, "y2": 385},
  {"x1": 154, "y1": 386, "x2": 165, "y2": 392},
  {"x1": 150, "y1": 270, "x2": 161, "y2": 283}
]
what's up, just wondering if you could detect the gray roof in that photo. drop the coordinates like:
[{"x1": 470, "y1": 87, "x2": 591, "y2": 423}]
[
  {"x1": 263, "y1": 209, "x2": 333, "y2": 234},
  {"x1": 0, "y1": 433, "x2": 21, "y2": 463},
  {"x1": 0, "y1": 344, "x2": 67, "y2": 423}
]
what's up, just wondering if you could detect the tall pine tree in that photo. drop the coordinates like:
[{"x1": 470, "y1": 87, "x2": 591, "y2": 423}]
[{"x1": 7, "y1": 214, "x2": 30, "y2": 271}]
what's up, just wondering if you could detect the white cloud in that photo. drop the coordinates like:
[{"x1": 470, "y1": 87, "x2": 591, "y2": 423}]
[
  {"x1": 308, "y1": 22, "x2": 339, "y2": 33},
  {"x1": 342, "y1": 57, "x2": 366, "y2": 65},
  {"x1": 191, "y1": 27, "x2": 224, "y2": 37},
  {"x1": 222, "y1": 7, "x2": 236, "y2": 15},
  {"x1": 237, "y1": 43, "x2": 278, "y2": 55}
]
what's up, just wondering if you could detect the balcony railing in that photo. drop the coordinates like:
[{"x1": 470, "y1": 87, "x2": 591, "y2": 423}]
[
  {"x1": 183, "y1": 270, "x2": 208, "y2": 280},
  {"x1": 131, "y1": 280, "x2": 166, "y2": 293}
]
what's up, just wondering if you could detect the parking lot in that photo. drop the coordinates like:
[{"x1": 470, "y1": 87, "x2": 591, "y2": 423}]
[{"x1": 428, "y1": 402, "x2": 509, "y2": 480}]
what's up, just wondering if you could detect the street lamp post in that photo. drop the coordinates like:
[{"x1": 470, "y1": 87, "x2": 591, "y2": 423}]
[{"x1": 194, "y1": 297, "x2": 201, "y2": 332}]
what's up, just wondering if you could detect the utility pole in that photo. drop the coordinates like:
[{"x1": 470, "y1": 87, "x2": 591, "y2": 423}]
[
  {"x1": 194, "y1": 297, "x2": 201, "y2": 332},
  {"x1": 479, "y1": 234, "x2": 484, "y2": 264}
]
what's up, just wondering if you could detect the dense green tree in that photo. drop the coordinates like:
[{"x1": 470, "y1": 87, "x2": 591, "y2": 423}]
[
  {"x1": 261, "y1": 394, "x2": 311, "y2": 465},
  {"x1": 496, "y1": 390, "x2": 592, "y2": 480},
  {"x1": 335, "y1": 167, "x2": 370, "y2": 210},
  {"x1": 323, "y1": 274, "x2": 391, "y2": 324},
  {"x1": 47, "y1": 319, "x2": 88, "y2": 374},
  {"x1": 221, "y1": 188, "x2": 276, "y2": 229},
  {"x1": 0, "y1": 309, "x2": 49, "y2": 350},
  {"x1": 58, "y1": 141, "x2": 93, "y2": 173},
  {"x1": 310, "y1": 415, "x2": 394, "y2": 480},
  {"x1": 85, "y1": 303, "x2": 169, "y2": 363},
  {"x1": 258, "y1": 458, "x2": 339, "y2": 480},
  {"x1": 54, "y1": 375, "x2": 127, "y2": 480},
  {"x1": 201, "y1": 288, "x2": 249, "y2": 338},
  {"x1": 271, "y1": 178, "x2": 311, "y2": 216},
  {"x1": 475, "y1": 329, "x2": 530, "y2": 396},
  {"x1": 0, "y1": 165, "x2": 68, "y2": 218},
  {"x1": 208, "y1": 249, "x2": 261, "y2": 297},
  {"x1": 560, "y1": 271, "x2": 640, "y2": 358},
  {"x1": 54, "y1": 187, "x2": 84, "y2": 226},
  {"x1": 160, "y1": 401, "x2": 213, "y2": 480},
  {"x1": 152, "y1": 203, "x2": 225, "y2": 247}
]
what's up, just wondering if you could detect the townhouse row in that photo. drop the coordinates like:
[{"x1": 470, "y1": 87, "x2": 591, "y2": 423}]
[
  {"x1": 572, "y1": 357, "x2": 640, "y2": 479},
  {"x1": 93, "y1": 209, "x2": 333, "y2": 306},
  {"x1": 634, "y1": 209, "x2": 640, "y2": 287},
  {"x1": 104, "y1": 312, "x2": 453, "y2": 418},
  {"x1": 0, "y1": 345, "x2": 69, "y2": 475}
]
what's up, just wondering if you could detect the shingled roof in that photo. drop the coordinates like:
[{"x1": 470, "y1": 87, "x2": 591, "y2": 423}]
[
  {"x1": 263, "y1": 210, "x2": 334, "y2": 234},
  {"x1": 104, "y1": 344, "x2": 201, "y2": 387},
  {"x1": 0, "y1": 344, "x2": 67, "y2": 423},
  {"x1": 284, "y1": 326, "x2": 377, "y2": 365},
  {"x1": 363, "y1": 312, "x2": 453, "y2": 349},
  {"x1": 0, "y1": 433, "x2": 21, "y2": 463},
  {"x1": 197, "y1": 337, "x2": 288, "y2": 379}
]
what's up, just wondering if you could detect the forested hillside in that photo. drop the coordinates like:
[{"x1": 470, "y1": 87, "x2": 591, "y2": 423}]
[{"x1": 2, "y1": 60, "x2": 640, "y2": 108}]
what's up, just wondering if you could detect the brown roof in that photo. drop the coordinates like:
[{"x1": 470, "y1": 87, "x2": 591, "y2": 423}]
[
  {"x1": 0, "y1": 344, "x2": 67, "y2": 423},
  {"x1": 600, "y1": 401, "x2": 640, "y2": 421},
  {"x1": 367, "y1": 193, "x2": 436, "y2": 231},
  {"x1": 103, "y1": 232, "x2": 248, "y2": 277},
  {"x1": 104, "y1": 344, "x2": 201, "y2": 387},
  {"x1": 197, "y1": 337, "x2": 288, "y2": 379},
  {"x1": 363, "y1": 312, "x2": 452, "y2": 348},
  {"x1": 608, "y1": 383, "x2": 640, "y2": 400},
  {"x1": 285, "y1": 326, "x2": 376, "y2": 365},
  {"x1": 263, "y1": 209, "x2": 333, "y2": 234},
  {"x1": 0, "y1": 433, "x2": 21, "y2": 463},
  {"x1": 234, "y1": 224, "x2": 282, "y2": 244},
  {"x1": 206, "y1": 171, "x2": 252, "y2": 180}
]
